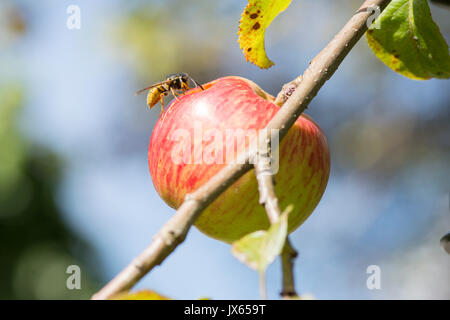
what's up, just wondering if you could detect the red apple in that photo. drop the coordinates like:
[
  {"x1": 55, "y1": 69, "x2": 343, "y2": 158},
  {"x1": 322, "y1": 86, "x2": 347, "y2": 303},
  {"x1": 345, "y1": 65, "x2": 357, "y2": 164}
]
[{"x1": 148, "y1": 76, "x2": 330, "y2": 243}]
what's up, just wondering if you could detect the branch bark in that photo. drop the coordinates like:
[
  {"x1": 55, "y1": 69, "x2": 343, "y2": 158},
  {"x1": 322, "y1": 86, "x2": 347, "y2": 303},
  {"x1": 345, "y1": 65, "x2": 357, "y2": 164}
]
[
  {"x1": 281, "y1": 239, "x2": 298, "y2": 298},
  {"x1": 254, "y1": 130, "x2": 281, "y2": 225},
  {"x1": 92, "y1": 0, "x2": 392, "y2": 300},
  {"x1": 253, "y1": 132, "x2": 299, "y2": 298}
]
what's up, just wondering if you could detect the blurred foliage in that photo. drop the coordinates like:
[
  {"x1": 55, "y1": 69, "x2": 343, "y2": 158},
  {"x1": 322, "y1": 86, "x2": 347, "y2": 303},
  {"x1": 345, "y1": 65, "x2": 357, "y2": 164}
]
[
  {"x1": 0, "y1": 1, "x2": 100, "y2": 298},
  {"x1": 0, "y1": 87, "x2": 25, "y2": 202},
  {"x1": 0, "y1": 87, "x2": 100, "y2": 299},
  {"x1": 0, "y1": 1, "x2": 26, "y2": 46},
  {"x1": 112, "y1": 290, "x2": 171, "y2": 300},
  {"x1": 0, "y1": 86, "x2": 101, "y2": 299},
  {"x1": 331, "y1": 110, "x2": 450, "y2": 182},
  {"x1": 111, "y1": 0, "x2": 231, "y2": 84}
]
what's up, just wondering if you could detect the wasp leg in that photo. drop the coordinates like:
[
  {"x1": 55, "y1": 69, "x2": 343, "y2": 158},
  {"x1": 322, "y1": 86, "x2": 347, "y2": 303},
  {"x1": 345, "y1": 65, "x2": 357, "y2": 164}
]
[
  {"x1": 170, "y1": 87, "x2": 180, "y2": 101},
  {"x1": 160, "y1": 94, "x2": 164, "y2": 114},
  {"x1": 180, "y1": 83, "x2": 192, "y2": 98},
  {"x1": 181, "y1": 82, "x2": 190, "y2": 91}
]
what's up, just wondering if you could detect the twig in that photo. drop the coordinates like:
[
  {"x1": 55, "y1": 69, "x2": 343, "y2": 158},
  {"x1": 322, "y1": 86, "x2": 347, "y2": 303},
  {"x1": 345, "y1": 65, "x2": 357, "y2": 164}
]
[
  {"x1": 253, "y1": 133, "x2": 299, "y2": 298},
  {"x1": 281, "y1": 239, "x2": 298, "y2": 298},
  {"x1": 254, "y1": 130, "x2": 281, "y2": 224},
  {"x1": 254, "y1": 159, "x2": 299, "y2": 298},
  {"x1": 92, "y1": 0, "x2": 392, "y2": 300}
]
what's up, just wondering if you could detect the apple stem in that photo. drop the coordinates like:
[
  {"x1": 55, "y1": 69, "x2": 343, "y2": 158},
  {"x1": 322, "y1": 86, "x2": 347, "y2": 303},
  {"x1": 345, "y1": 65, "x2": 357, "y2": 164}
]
[{"x1": 91, "y1": 0, "x2": 392, "y2": 300}]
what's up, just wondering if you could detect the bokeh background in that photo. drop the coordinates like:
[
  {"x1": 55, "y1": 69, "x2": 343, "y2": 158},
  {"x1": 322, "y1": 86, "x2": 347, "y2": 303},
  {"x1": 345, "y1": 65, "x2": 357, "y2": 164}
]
[{"x1": 1, "y1": 0, "x2": 449, "y2": 299}]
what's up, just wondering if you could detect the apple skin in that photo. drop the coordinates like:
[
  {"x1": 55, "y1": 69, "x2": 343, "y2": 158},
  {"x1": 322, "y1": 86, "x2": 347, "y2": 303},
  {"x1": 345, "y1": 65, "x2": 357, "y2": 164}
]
[{"x1": 148, "y1": 76, "x2": 330, "y2": 243}]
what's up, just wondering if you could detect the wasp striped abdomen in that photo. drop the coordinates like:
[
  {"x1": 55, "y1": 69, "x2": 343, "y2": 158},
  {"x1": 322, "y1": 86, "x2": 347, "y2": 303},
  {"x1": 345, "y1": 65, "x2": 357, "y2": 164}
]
[{"x1": 147, "y1": 84, "x2": 169, "y2": 109}]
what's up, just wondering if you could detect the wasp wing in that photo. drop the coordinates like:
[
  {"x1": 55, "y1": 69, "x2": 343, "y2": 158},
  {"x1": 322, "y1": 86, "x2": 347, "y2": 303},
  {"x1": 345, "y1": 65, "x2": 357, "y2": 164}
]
[{"x1": 135, "y1": 79, "x2": 171, "y2": 95}]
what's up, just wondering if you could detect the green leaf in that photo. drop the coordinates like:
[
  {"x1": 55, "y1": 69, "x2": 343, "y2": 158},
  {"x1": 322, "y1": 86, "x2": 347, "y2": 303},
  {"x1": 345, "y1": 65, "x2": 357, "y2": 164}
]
[
  {"x1": 366, "y1": 0, "x2": 450, "y2": 80},
  {"x1": 238, "y1": 0, "x2": 292, "y2": 69},
  {"x1": 231, "y1": 230, "x2": 267, "y2": 270},
  {"x1": 112, "y1": 290, "x2": 171, "y2": 300},
  {"x1": 231, "y1": 206, "x2": 292, "y2": 272}
]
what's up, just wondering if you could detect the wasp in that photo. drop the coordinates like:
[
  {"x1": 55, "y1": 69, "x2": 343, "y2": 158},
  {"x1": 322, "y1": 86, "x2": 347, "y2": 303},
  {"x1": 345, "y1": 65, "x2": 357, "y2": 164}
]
[{"x1": 135, "y1": 73, "x2": 204, "y2": 113}]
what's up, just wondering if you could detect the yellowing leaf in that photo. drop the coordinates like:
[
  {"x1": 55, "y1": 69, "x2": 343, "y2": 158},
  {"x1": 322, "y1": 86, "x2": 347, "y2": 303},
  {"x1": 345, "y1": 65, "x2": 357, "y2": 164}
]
[
  {"x1": 112, "y1": 290, "x2": 171, "y2": 300},
  {"x1": 366, "y1": 0, "x2": 450, "y2": 80},
  {"x1": 238, "y1": 0, "x2": 292, "y2": 69}
]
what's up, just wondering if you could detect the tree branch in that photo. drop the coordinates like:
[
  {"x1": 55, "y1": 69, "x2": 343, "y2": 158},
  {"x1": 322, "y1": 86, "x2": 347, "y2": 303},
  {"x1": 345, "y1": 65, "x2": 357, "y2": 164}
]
[
  {"x1": 92, "y1": 0, "x2": 392, "y2": 300},
  {"x1": 274, "y1": 75, "x2": 303, "y2": 107},
  {"x1": 281, "y1": 239, "x2": 298, "y2": 298},
  {"x1": 253, "y1": 132, "x2": 299, "y2": 298},
  {"x1": 254, "y1": 131, "x2": 281, "y2": 224}
]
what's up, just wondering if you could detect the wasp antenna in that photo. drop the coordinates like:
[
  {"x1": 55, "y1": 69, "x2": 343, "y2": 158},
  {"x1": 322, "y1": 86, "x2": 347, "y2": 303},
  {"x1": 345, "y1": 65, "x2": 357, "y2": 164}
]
[
  {"x1": 184, "y1": 73, "x2": 204, "y2": 90},
  {"x1": 191, "y1": 77, "x2": 204, "y2": 90}
]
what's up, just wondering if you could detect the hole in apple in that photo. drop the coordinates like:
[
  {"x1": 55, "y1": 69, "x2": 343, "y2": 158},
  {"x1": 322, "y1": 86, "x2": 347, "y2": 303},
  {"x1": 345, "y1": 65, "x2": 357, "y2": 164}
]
[{"x1": 184, "y1": 80, "x2": 216, "y2": 96}]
